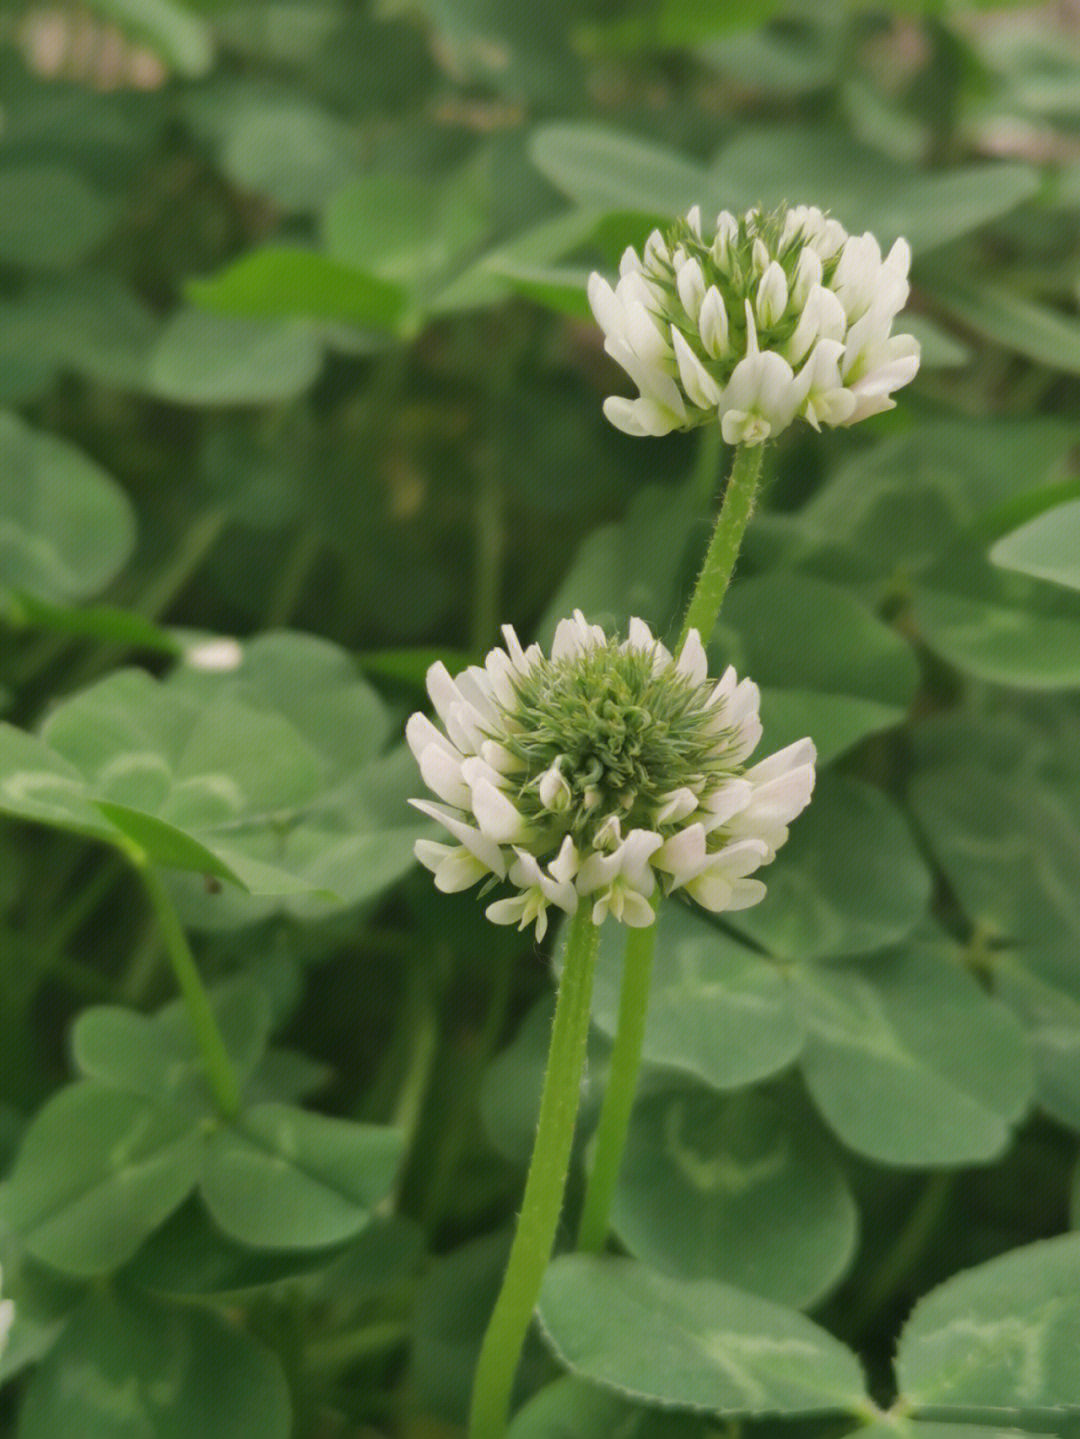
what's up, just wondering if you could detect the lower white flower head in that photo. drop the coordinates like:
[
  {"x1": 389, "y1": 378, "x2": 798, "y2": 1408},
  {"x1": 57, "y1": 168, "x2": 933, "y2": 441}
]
[
  {"x1": 408, "y1": 613, "x2": 815, "y2": 936},
  {"x1": 588, "y1": 204, "x2": 920, "y2": 444},
  {"x1": 0, "y1": 1265, "x2": 13, "y2": 1360}
]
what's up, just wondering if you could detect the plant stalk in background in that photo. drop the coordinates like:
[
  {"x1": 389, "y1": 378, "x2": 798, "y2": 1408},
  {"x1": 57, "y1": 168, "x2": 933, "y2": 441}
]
[
  {"x1": 467, "y1": 906, "x2": 600, "y2": 1439},
  {"x1": 577, "y1": 438, "x2": 765, "y2": 1255}
]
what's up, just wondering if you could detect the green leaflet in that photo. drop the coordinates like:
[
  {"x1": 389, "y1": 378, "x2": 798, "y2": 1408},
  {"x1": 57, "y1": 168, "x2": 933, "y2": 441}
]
[{"x1": 537, "y1": 1255, "x2": 869, "y2": 1417}]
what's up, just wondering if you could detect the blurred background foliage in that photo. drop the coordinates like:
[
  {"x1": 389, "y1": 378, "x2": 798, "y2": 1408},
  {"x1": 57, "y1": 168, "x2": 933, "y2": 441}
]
[{"x1": 3, "y1": 0, "x2": 1080, "y2": 1435}]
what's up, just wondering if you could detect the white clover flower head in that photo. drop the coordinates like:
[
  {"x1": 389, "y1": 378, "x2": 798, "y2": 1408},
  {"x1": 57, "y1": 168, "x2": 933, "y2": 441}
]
[
  {"x1": 407, "y1": 613, "x2": 816, "y2": 936},
  {"x1": 588, "y1": 204, "x2": 920, "y2": 443},
  {"x1": 0, "y1": 1264, "x2": 13, "y2": 1360}
]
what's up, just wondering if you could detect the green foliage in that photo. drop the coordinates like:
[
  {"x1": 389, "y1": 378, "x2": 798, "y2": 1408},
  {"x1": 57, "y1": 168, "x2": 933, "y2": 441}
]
[
  {"x1": 0, "y1": 632, "x2": 420, "y2": 916},
  {"x1": 991, "y1": 498, "x2": 1080, "y2": 591},
  {"x1": 537, "y1": 1255, "x2": 868, "y2": 1415},
  {"x1": 589, "y1": 903, "x2": 803, "y2": 1092},
  {"x1": 795, "y1": 940, "x2": 1033, "y2": 1166},
  {"x1": 719, "y1": 573, "x2": 920, "y2": 762},
  {"x1": 18, "y1": 1289, "x2": 291, "y2": 1438},
  {"x1": 895, "y1": 1234, "x2": 1080, "y2": 1411},
  {"x1": 610, "y1": 1084, "x2": 858, "y2": 1307},
  {"x1": 0, "y1": 413, "x2": 135, "y2": 604},
  {"x1": 0, "y1": 980, "x2": 402, "y2": 1274},
  {"x1": 728, "y1": 776, "x2": 932, "y2": 960},
  {"x1": 2, "y1": 0, "x2": 1080, "y2": 1433}
]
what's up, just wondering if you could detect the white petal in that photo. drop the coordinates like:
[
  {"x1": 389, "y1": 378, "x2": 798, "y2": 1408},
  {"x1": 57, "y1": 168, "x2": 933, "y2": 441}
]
[
  {"x1": 414, "y1": 837, "x2": 455, "y2": 873},
  {"x1": 619, "y1": 246, "x2": 643, "y2": 277},
  {"x1": 406, "y1": 711, "x2": 457, "y2": 764},
  {"x1": 644, "y1": 229, "x2": 670, "y2": 266},
  {"x1": 721, "y1": 410, "x2": 770, "y2": 447},
  {"x1": 676, "y1": 257, "x2": 706, "y2": 323},
  {"x1": 725, "y1": 877, "x2": 768, "y2": 910},
  {"x1": 623, "y1": 298, "x2": 671, "y2": 367},
  {"x1": 790, "y1": 245, "x2": 823, "y2": 307},
  {"x1": 655, "y1": 785, "x2": 699, "y2": 826},
  {"x1": 486, "y1": 895, "x2": 529, "y2": 927},
  {"x1": 756, "y1": 261, "x2": 788, "y2": 327},
  {"x1": 699, "y1": 287, "x2": 729, "y2": 359},
  {"x1": 549, "y1": 835, "x2": 580, "y2": 885},
  {"x1": 745, "y1": 736, "x2": 816, "y2": 784},
  {"x1": 672, "y1": 328, "x2": 720, "y2": 409},
  {"x1": 593, "y1": 813, "x2": 623, "y2": 853},
  {"x1": 418, "y1": 743, "x2": 470, "y2": 808},
  {"x1": 587, "y1": 271, "x2": 620, "y2": 336},
  {"x1": 755, "y1": 351, "x2": 801, "y2": 429},
  {"x1": 746, "y1": 766, "x2": 816, "y2": 825},
  {"x1": 708, "y1": 836, "x2": 771, "y2": 879},
  {"x1": 676, "y1": 628, "x2": 708, "y2": 685},
  {"x1": 850, "y1": 334, "x2": 921, "y2": 395},
  {"x1": 619, "y1": 829, "x2": 664, "y2": 887},
  {"x1": 620, "y1": 889, "x2": 658, "y2": 927},
  {"x1": 654, "y1": 823, "x2": 707, "y2": 884},
  {"x1": 684, "y1": 870, "x2": 733, "y2": 911},
  {"x1": 701, "y1": 777, "x2": 753, "y2": 827},
  {"x1": 425, "y1": 661, "x2": 463, "y2": 730},
  {"x1": 605, "y1": 336, "x2": 688, "y2": 418},
  {"x1": 712, "y1": 211, "x2": 737, "y2": 268},
  {"x1": 816, "y1": 218, "x2": 848, "y2": 259},
  {"x1": 538, "y1": 764, "x2": 572, "y2": 812},
  {"x1": 481, "y1": 739, "x2": 524, "y2": 775},
  {"x1": 483, "y1": 647, "x2": 519, "y2": 708},
  {"x1": 415, "y1": 840, "x2": 488, "y2": 893},
  {"x1": 552, "y1": 611, "x2": 602, "y2": 661},
  {"x1": 576, "y1": 849, "x2": 617, "y2": 895},
  {"x1": 455, "y1": 665, "x2": 498, "y2": 721},
  {"x1": 787, "y1": 284, "x2": 847, "y2": 365},
  {"x1": 410, "y1": 798, "x2": 508, "y2": 877},
  {"x1": 602, "y1": 395, "x2": 681, "y2": 437},
  {"x1": 707, "y1": 664, "x2": 738, "y2": 706},
  {"x1": 626, "y1": 616, "x2": 656, "y2": 651},
  {"x1": 471, "y1": 778, "x2": 526, "y2": 843},
  {"x1": 844, "y1": 392, "x2": 897, "y2": 425},
  {"x1": 718, "y1": 353, "x2": 759, "y2": 414},
  {"x1": 508, "y1": 849, "x2": 545, "y2": 889}
]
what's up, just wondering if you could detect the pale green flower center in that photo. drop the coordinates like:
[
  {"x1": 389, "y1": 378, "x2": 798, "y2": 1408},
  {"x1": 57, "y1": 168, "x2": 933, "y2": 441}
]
[{"x1": 496, "y1": 642, "x2": 740, "y2": 849}]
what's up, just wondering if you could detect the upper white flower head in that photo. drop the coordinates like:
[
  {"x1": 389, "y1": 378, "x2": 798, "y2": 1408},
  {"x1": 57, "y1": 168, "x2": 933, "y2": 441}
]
[
  {"x1": 0, "y1": 1264, "x2": 13, "y2": 1361},
  {"x1": 407, "y1": 613, "x2": 815, "y2": 937},
  {"x1": 588, "y1": 204, "x2": 920, "y2": 444}
]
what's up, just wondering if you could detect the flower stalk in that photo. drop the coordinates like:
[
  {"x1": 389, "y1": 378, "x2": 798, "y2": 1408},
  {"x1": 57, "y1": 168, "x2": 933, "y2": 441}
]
[
  {"x1": 575, "y1": 912, "x2": 656, "y2": 1253},
  {"x1": 678, "y1": 440, "x2": 765, "y2": 652},
  {"x1": 134, "y1": 853, "x2": 241, "y2": 1119},
  {"x1": 467, "y1": 906, "x2": 601, "y2": 1439},
  {"x1": 574, "y1": 438, "x2": 765, "y2": 1256}
]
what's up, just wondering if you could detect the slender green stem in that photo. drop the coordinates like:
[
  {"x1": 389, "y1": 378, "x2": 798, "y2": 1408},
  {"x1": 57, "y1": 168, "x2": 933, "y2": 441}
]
[
  {"x1": 846, "y1": 1173, "x2": 955, "y2": 1336},
  {"x1": 264, "y1": 526, "x2": 321, "y2": 629},
  {"x1": 678, "y1": 441, "x2": 765, "y2": 652},
  {"x1": 573, "y1": 440, "x2": 766, "y2": 1256},
  {"x1": 468, "y1": 908, "x2": 601, "y2": 1439},
  {"x1": 134, "y1": 854, "x2": 240, "y2": 1118},
  {"x1": 305, "y1": 1320, "x2": 410, "y2": 1375},
  {"x1": 575, "y1": 918, "x2": 655, "y2": 1252}
]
